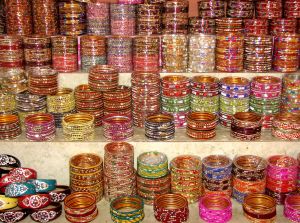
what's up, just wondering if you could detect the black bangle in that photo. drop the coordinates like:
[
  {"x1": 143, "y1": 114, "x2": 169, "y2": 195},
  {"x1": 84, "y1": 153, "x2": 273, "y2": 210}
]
[
  {"x1": 49, "y1": 185, "x2": 71, "y2": 203},
  {"x1": 0, "y1": 206, "x2": 29, "y2": 223},
  {"x1": 0, "y1": 154, "x2": 21, "y2": 176}
]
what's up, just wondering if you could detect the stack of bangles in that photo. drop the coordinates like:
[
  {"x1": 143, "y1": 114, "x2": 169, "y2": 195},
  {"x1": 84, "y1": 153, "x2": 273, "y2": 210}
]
[
  {"x1": 62, "y1": 113, "x2": 95, "y2": 141},
  {"x1": 281, "y1": 73, "x2": 300, "y2": 113},
  {"x1": 256, "y1": 0, "x2": 282, "y2": 19},
  {"x1": 298, "y1": 153, "x2": 300, "y2": 192},
  {"x1": 145, "y1": 114, "x2": 175, "y2": 141},
  {"x1": 190, "y1": 75, "x2": 219, "y2": 114},
  {"x1": 102, "y1": 114, "x2": 133, "y2": 141},
  {"x1": 227, "y1": 0, "x2": 253, "y2": 18},
  {"x1": 136, "y1": 5, "x2": 162, "y2": 35},
  {"x1": 284, "y1": 0, "x2": 300, "y2": 18},
  {"x1": 0, "y1": 68, "x2": 27, "y2": 94},
  {"x1": 27, "y1": 67, "x2": 58, "y2": 96},
  {"x1": 216, "y1": 18, "x2": 243, "y2": 33},
  {"x1": 244, "y1": 19, "x2": 269, "y2": 35},
  {"x1": 250, "y1": 76, "x2": 282, "y2": 129},
  {"x1": 219, "y1": 77, "x2": 250, "y2": 128},
  {"x1": 272, "y1": 113, "x2": 300, "y2": 140},
  {"x1": 170, "y1": 155, "x2": 202, "y2": 203},
  {"x1": 232, "y1": 155, "x2": 267, "y2": 203},
  {"x1": 266, "y1": 155, "x2": 298, "y2": 204},
  {"x1": 284, "y1": 194, "x2": 300, "y2": 222},
  {"x1": 24, "y1": 113, "x2": 56, "y2": 141},
  {"x1": 75, "y1": 84, "x2": 104, "y2": 127},
  {"x1": 197, "y1": 0, "x2": 225, "y2": 18},
  {"x1": 64, "y1": 192, "x2": 98, "y2": 222},
  {"x1": 0, "y1": 92, "x2": 16, "y2": 115},
  {"x1": 161, "y1": 75, "x2": 190, "y2": 128},
  {"x1": 270, "y1": 19, "x2": 297, "y2": 36},
  {"x1": 231, "y1": 112, "x2": 262, "y2": 141},
  {"x1": 131, "y1": 72, "x2": 161, "y2": 128},
  {"x1": 110, "y1": 196, "x2": 144, "y2": 223},
  {"x1": 104, "y1": 142, "x2": 136, "y2": 201},
  {"x1": 88, "y1": 65, "x2": 119, "y2": 92},
  {"x1": 0, "y1": 114, "x2": 21, "y2": 140},
  {"x1": 47, "y1": 88, "x2": 76, "y2": 128},
  {"x1": 154, "y1": 194, "x2": 189, "y2": 223},
  {"x1": 186, "y1": 112, "x2": 218, "y2": 140},
  {"x1": 86, "y1": 2, "x2": 110, "y2": 35},
  {"x1": 69, "y1": 153, "x2": 104, "y2": 202},
  {"x1": 199, "y1": 194, "x2": 232, "y2": 223},
  {"x1": 103, "y1": 86, "x2": 132, "y2": 117},
  {"x1": 202, "y1": 155, "x2": 232, "y2": 197},
  {"x1": 137, "y1": 152, "x2": 170, "y2": 205},
  {"x1": 243, "y1": 193, "x2": 277, "y2": 222},
  {"x1": 188, "y1": 17, "x2": 216, "y2": 34}
]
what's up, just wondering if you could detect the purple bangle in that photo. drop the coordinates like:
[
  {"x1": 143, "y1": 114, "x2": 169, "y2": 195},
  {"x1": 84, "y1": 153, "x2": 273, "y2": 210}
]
[
  {"x1": 199, "y1": 194, "x2": 232, "y2": 223},
  {"x1": 284, "y1": 194, "x2": 300, "y2": 222}
]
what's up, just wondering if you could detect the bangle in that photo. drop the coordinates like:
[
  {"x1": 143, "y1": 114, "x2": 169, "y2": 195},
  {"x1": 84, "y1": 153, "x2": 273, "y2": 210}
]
[
  {"x1": 30, "y1": 202, "x2": 62, "y2": 223},
  {"x1": 0, "y1": 114, "x2": 22, "y2": 140},
  {"x1": 47, "y1": 88, "x2": 75, "y2": 113},
  {"x1": 18, "y1": 194, "x2": 51, "y2": 209},
  {"x1": 49, "y1": 185, "x2": 71, "y2": 203},
  {"x1": 137, "y1": 152, "x2": 168, "y2": 179},
  {"x1": 188, "y1": 17, "x2": 216, "y2": 34},
  {"x1": 170, "y1": 155, "x2": 202, "y2": 204},
  {"x1": 0, "y1": 195, "x2": 18, "y2": 210},
  {"x1": 0, "y1": 206, "x2": 29, "y2": 223},
  {"x1": 27, "y1": 179, "x2": 57, "y2": 193},
  {"x1": 284, "y1": 194, "x2": 300, "y2": 222},
  {"x1": 154, "y1": 193, "x2": 189, "y2": 223},
  {"x1": 110, "y1": 196, "x2": 144, "y2": 223},
  {"x1": 199, "y1": 194, "x2": 232, "y2": 223},
  {"x1": 0, "y1": 167, "x2": 37, "y2": 188},
  {"x1": 5, "y1": 182, "x2": 36, "y2": 197},
  {"x1": 272, "y1": 113, "x2": 300, "y2": 140},
  {"x1": 0, "y1": 154, "x2": 21, "y2": 176}
]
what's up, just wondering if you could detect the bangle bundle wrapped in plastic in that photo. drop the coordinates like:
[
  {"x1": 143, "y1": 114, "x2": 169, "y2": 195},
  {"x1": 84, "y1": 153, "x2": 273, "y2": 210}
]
[
  {"x1": 1, "y1": 69, "x2": 27, "y2": 94},
  {"x1": 256, "y1": 0, "x2": 282, "y2": 19},
  {"x1": 243, "y1": 193, "x2": 276, "y2": 223},
  {"x1": 202, "y1": 155, "x2": 232, "y2": 197},
  {"x1": 199, "y1": 194, "x2": 232, "y2": 223},
  {"x1": 188, "y1": 34, "x2": 216, "y2": 72},
  {"x1": 51, "y1": 36, "x2": 78, "y2": 73},
  {"x1": 75, "y1": 84, "x2": 104, "y2": 127},
  {"x1": 0, "y1": 92, "x2": 16, "y2": 114},
  {"x1": 198, "y1": 0, "x2": 225, "y2": 18},
  {"x1": 219, "y1": 77, "x2": 250, "y2": 128},
  {"x1": 216, "y1": 33, "x2": 244, "y2": 72},
  {"x1": 188, "y1": 17, "x2": 216, "y2": 34},
  {"x1": 0, "y1": 114, "x2": 22, "y2": 140},
  {"x1": 244, "y1": 19, "x2": 269, "y2": 35},
  {"x1": 80, "y1": 35, "x2": 107, "y2": 72},
  {"x1": 227, "y1": 0, "x2": 254, "y2": 18},
  {"x1": 233, "y1": 155, "x2": 267, "y2": 203},
  {"x1": 190, "y1": 76, "x2": 219, "y2": 114},
  {"x1": 272, "y1": 113, "x2": 300, "y2": 140},
  {"x1": 161, "y1": 75, "x2": 190, "y2": 128},
  {"x1": 281, "y1": 73, "x2": 300, "y2": 113},
  {"x1": 131, "y1": 72, "x2": 160, "y2": 128},
  {"x1": 104, "y1": 142, "x2": 136, "y2": 201},
  {"x1": 145, "y1": 114, "x2": 175, "y2": 141},
  {"x1": 170, "y1": 155, "x2": 202, "y2": 203},
  {"x1": 137, "y1": 4, "x2": 162, "y2": 35},
  {"x1": 0, "y1": 36, "x2": 24, "y2": 70},
  {"x1": 250, "y1": 76, "x2": 282, "y2": 129},
  {"x1": 266, "y1": 155, "x2": 298, "y2": 204},
  {"x1": 108, "y1": 36, "x2": 133, "y2": 73},
  {"x1": 87, "y1": 2, "x2": 110, "y2": 35},
  {"x1": 162, "y1": 35, "x2": 188, "y2": 72},
  {"x1": 137, "y1": 152, "x2": 170, "y2": 205},
  {"x1": 69, "y1": 153, "x2": 103, "y2": 202}
]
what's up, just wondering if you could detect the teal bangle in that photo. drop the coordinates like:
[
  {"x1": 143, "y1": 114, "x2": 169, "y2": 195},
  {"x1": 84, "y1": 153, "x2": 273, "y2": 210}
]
[
  {"x1": 5, "y1": 183, "x2": 36, "y2": 197},
  {"x1": 27, "y1": 179, "x2": 57, "y2": 193}
]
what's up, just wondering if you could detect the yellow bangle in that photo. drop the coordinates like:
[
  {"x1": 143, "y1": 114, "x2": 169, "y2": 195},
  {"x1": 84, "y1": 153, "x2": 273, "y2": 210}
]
[{"x1": 0, "y1": 195, "x2": 18, "y2": 210}]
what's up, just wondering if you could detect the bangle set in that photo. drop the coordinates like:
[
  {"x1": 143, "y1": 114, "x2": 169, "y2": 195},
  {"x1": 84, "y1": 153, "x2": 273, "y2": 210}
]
[
  {"x1": 270, "y1": 19, "x2": 297, "y2": 36},
  {"x1": 186, "y1": 112, "x2": 218, "y2": 140},
  {"x1": 0, "y1": 114, "x2": 22, "y2": 140},
  {"x1": 216, "y1": 18, "x2": 243, "y2": 34},
  {"x1": 227, "y1": 0, "x2": 253, "y2": 18},
  {"x1": 154, "y1": 193, "x2": 189, "y2": 223},
  {"x1": 0, "y1": 69, "x2": 27, "y2": 94},
  {"x1": 266, "y1": 155, "x2": 298, "y2": 204},
  {"x1": 69, "y1": 153, "x2": 104, "y2": 202},
  {"x1": 170, "y1": 155, "x2": 202, "y2": 204},
  {"x1": 188, "y1": 17, "x2": 216, "y2": 34},
  {"x1": 244, "y1": 19, "x2": 269, "y2": 35},
  {"x1": 0, "y1": 92, "x2": 16, "y2": 114},
  {"x1": 233, "y1": 155, "x2": 267, "y2": 203},
  {"x1": 110, "y1": 196, "x2": 144, "y2": 223},
  {"x1": 198, "y1": 0, "x2": 225, "y2": 18},
  {"x1": 202, "y1": 155, "x2": 232, "y2": 197},
  {"x1": 136, "y1": 4, "x2": 162, "y2": 35},
  {"x1": 145, "y1": 113, "x2": 175, "y2": 141},
  {"x1": 256, "y1": 0, "x2": 282, "y2": 19},
  {"x1": 282, "y1": 73, "x2": 300, "y2": 114},
  {"x1": 272, "y1": 113, "x2": 300, "y2": 140},
  {"x1": 190, "y1": 75, "x2": 219, "y2": 114},
  {"x1": 104, "y1": 142, "x2": 136, "y2": 201},
  {"x1": 131, "y1": 72, "x2": 160, "y2": 128},
  {"x1": 86, "y1": 2, "x2": 110, "y2": 35},
  {"x1": 284, "y1": 194, "x2": 300, "y2": 222}
]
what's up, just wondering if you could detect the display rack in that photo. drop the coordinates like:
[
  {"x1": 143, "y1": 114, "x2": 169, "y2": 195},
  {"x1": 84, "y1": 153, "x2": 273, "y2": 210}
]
[{"x1": 2, "y1": 71, "x2": 299, "y2": 223}]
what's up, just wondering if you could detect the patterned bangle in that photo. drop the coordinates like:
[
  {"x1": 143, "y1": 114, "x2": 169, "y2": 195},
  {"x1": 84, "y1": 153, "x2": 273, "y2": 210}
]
[
  {"x1": 30, "y1": 203, "x2": 62, "y2": 223},
  {"x1": 49, "y1": 185, "x2": 71, "y2": 203},
  {"x1": 0, "y1": 206, "x2": 29, "y2": 223},
  {"x1": 0, "y1": 154, "x2": 21, "y2": 176},
  {"x1": 0, "y1": 195, "x2": 18, "y2": 210},
  {"x1": 27, "y1": 179, "x2": 57, "y2": 193},
  {"x1": 5, "y1": 182, "x2": 36, "y2": 197},
  {"x1": 18, "y1": 194, "x2": 51, "y2": 210}
]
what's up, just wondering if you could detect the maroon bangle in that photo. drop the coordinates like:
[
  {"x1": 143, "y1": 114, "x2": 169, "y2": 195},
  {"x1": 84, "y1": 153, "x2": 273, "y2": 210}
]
[
  {"x1": 0, "y1": 207, "x2": 29, "y2": 223},
  {"x1": 9, "y1": 168, "x2": 37, "y2": 180},
  {"x1": 49, "y1": 185, "x2": 71, "y2": 203},
  {"x1": 243, "y1": 207, "x2": 276, "y2": 220},
  {"x1": 18, "y1": 194, "x2": 51, "y2": 210},
  {"x1": 30, "y1": 203, "x2": 62, "y2": 222}
]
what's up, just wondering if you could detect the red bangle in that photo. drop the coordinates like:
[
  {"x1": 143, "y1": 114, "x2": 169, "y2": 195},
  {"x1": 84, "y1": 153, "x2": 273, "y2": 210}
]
[
  {"x1": 9, "y1": 168, "x2": 37, "y2": 180},
  {"x1": 18, "y1": 194, "x2": 51, "y2": 210}
]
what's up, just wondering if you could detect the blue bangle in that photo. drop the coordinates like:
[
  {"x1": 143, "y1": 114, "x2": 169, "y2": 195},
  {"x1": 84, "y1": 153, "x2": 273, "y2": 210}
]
[
  {"x1": 27, "y1": 179, "x2": 57, "y2": 193},
  {"x1": 5, "y1": 183, "x2": 36, "y2": 197}
]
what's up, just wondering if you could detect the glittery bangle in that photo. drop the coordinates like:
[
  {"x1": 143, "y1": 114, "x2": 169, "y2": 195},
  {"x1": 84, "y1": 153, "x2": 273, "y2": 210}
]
[
  {"x1": 87, "y1": 2, "x2": 110, "y2": 35},
  {"x1": 47, "y1": 88, "x2": 75, "y2": 113}
]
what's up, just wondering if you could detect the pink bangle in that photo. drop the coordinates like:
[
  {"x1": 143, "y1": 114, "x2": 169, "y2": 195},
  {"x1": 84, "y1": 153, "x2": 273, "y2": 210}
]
[
  {"x1": 284, "y1": 194, "x2": 300, "y2": 222},
  {"x1": 199, "y1": 194, "x2": 232, "y2": 223}
]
